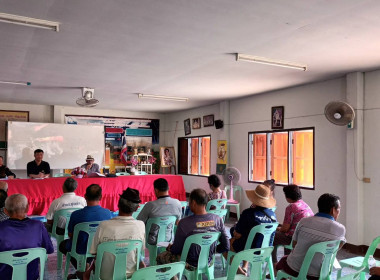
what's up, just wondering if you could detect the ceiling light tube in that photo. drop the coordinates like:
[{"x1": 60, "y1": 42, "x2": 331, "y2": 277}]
[
  {"x1": 138, "y1": 94, "x2": 189, "y2": 102},
  {"x1": 0, "y1": 80, "x2": 31, "y2": 86},
  {"x1": 236, "y1": 53, "x2": 307, "y2": 71},
  {"x1": 0, "y1": 13, "x2": 59, "y2": 32}
]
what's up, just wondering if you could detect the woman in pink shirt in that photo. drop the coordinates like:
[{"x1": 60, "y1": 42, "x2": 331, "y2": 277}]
[{"x1": 272, "y1": 184, "x2": 314, "y2": 265}]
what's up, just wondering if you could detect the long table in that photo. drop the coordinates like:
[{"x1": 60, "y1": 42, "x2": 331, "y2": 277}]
[{"x1": 7, "y1": 175, "x2": 186, "y2": 215}]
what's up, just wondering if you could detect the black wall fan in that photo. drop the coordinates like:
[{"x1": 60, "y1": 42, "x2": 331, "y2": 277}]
[{"x1": 324, "y1": 101, "x2": 355, "y2": 126}]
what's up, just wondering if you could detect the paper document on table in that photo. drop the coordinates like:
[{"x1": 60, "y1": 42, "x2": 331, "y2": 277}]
[{"x1": 87, "y1": 172, "x2": 106, "y2": 178}]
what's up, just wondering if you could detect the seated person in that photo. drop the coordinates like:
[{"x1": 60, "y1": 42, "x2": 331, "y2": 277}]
[
  {"x1": 272, "y1": 184, "x2": 314, "y2": 264},
  {"x1": 156, "y1": 188, "x2": 229, "y2": 268},
  {"x1": 137, "y1": 178, "x2": 182, "y2": 244},
  {"x1": 263, "y1": 179, "x2": 276, "y2": 198},
  {"x1": 276, "y1": 193, "x2": 346, "y2": 280},
  {"x1": 230, "y1": 184, "x2": 277, "y2": 274},
  {"x1": 0, "y1": 156, "x2": 15, "y2": 179},
  {"x1": 0, "y1": 190, "x2": 8, "y2": 222},
  {"x1": 45, "y1": 177, "x2": 86, "y2": 234},
  {"x1": 87, "y1": 188, "x2": 146, "y2": 279},
  {"x1": 207, "y1": 174, "x2": 227, "y2": 200},
  {"x1": 0, "y1": 194, "x2": 54, "y2": 280},
  {"x1": 59, "y1": 184, "x2": 112, "y2": 279},
  {"x1": 81, "y1": 155, "x2": 100, "y2": 176},
  {"x1": 27, "y1": 149, "x2": 50, "y2": 178}
]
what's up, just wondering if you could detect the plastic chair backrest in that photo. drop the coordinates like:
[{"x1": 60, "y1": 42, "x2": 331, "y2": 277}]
[
  {"x1": 224, "y1": 185, "x2": 243, "y2": 201},
  {"x1": 146, "y1": 215, "x2": 177, "y2": 244},
  {"x1": 131, "y1": 261, "x2": 186, "y2": 280},
  {"x1": 93, "y1": 239, "x2": 143, "y2": 280},
  {"x1": 180, "y1": 232, "x2": 220, "y2": 271},
  {"x1": 227, "y1": 247, "x2": 273, "y2": 280},
  {"x1": 207, "y1": 209, "x2": 228, "y2": 222},
  {"x1": 297, "y1": 240, "x2": 340, "y2": 280},
  {"x1": 70, "y1": 222, "x2": 101, "y2": 265},
  {"x1": 0, "y1": 248, "x2": 47, "y2": 280},
  {"x1": 245, "y1": 223, "x2": 278, "y2": 250},
  {"x1": 53, "y1": 173, "x2": 72, "y2": 177},
  {"x1": 362, "y1": 235, "x2": 380, "y2": 267},
  {"x1": 116, "y1": 172, "x2": 130, "y2": 176},
  {"x1": 51, "y1": 208, "x2": 81, "y2": 239},
  {"x1": 206, "y1": 199, "x2": 228, "y2": 211},
  {"x1": 131, "y1": 204, "x2": 145, "y2": 219}
]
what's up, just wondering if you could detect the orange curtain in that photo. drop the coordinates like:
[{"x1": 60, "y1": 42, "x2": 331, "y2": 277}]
[
  {"x1": 253, "y1": 134, "x2": 267, "y2": 181},
  {"x1": 293, "y1": 131, "x2": 313, "y2": 186},
  {"x1": 271, "y1": 133, "x2": 288, "y2": 184},
  {"x1": 200, "y1": 137, "x2": 210, "y2": 176},
  {"x1": 191, "y1": 138, "x2": 199, "y2": 174}
]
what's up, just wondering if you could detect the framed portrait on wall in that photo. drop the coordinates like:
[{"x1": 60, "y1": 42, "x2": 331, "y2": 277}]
[
  {"x1": 184, "y1": 118, "x2": 191, "y2": 135},
  {"x1": 271, "y1": 106, "x2": 284, "y2": 129},
  {"x1": 160, "y1": 146, "x2": 176, "y2": 167},
  {"x1": 203, "y1": 114, "x2": 214, "y2": 127},
  {"x1": 192, "y1": 117, "x2": 201, "y2": 129}
]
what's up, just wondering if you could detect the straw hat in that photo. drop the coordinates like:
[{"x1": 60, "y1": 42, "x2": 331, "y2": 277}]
[
  {"x1": 86, "y1": 155, "x2": 94, "y2": 161},
  {"x1": 246, "y1": 184, "x2": 276, "y2": 208}
]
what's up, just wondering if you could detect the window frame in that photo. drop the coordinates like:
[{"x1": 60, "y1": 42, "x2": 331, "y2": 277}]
[
  {"x1": 178, "y1": 134, "x2": 211, "y2": 177},
  {"x1": 248, "y1": 127, "x2": 315, "y2": 190}
]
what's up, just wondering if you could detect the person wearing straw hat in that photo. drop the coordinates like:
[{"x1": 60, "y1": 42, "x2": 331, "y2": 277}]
[
  {"x1": 230, "y1": 184, "x2": 277, "y2": 274},
  {"x1": 81, "y1": 155, "x2": 100, "y2": 175}
]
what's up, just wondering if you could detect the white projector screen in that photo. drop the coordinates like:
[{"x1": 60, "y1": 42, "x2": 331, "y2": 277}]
[{"x1": 7, "y1": 121, "x2": 105, "y2": 169}]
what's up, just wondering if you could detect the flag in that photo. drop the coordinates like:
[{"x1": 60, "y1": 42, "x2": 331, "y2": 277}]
[{"x1": 120, "y1": 136, "x2": 128, "y2": 165}]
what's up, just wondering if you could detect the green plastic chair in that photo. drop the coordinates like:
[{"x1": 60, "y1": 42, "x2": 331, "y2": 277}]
[
  {"x1": 145, "y1": 215, "x2": 177, "y2": 265},
  {"x1": 338, "y1": 235, "x2": 380, "y2": 280},
  {"x1": 224, "y1": 185, "x2": 243, "y2": 221},
  {"x1": 207, "y1": 209, "x2": 228, "y2": 222},
  {"x1": 53, "y1": 173, "x2": 72, "y2": 177},
  {"x1": 0, "y1": 248, "x2": 47, "y2": 280},
  {"x1": 116, "y1": 172, "x2": 130, "y2": 176},
  {"x1": 131, "y1": 204, "x2": 146, "y2": 219},
  {"x1": 206, "y1": 198, "x2": 228, "y2": 211},
  {"x1": 90, "y1": 239, "x2": 143, "y2": 280},
  {"x1": 337, "y1": 267, "x2": 365, "y2": 280},
  {"x1": 180, "y1": 232, "x2": 220, "y2": 280},
  {"x1": 227, "y1": 222, "x2": 278, "y2": 279},
  {"x1": 64, "y1": 221, "x2": 101, "y2": 279},
  {"x1": 277, "y1": 240, "x2": 341, "y2": 280},
  {"x1": 51, "y1": 207, "x2": 81, "y2": 269},
  {"x1": 215, "y1": 247, "x2": 274, "y2": 280},
  {"x1": 131, "y1": 261, "x2": 186, "y2": 280}
]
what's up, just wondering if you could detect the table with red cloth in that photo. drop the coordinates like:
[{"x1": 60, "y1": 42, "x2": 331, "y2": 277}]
[{"x1": 7, "y1": 175, "x2": 186, "y2": 216}]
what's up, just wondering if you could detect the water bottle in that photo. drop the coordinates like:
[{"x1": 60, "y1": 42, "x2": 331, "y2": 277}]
[{"x1": 368, "y1": 255, "x2": 376, "y2": 268}]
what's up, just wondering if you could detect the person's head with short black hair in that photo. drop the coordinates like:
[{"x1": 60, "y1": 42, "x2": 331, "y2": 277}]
[
  {"x1": 189, "y1": 188, "x2": 208, "y2": 206},
  {"x1": 63, "y1": 177, "x2": 78, "y2": 193},
  {"x1": 318, "y1": 193, "x2": 341, "y2": 219},
  {"x1": 208, "y1": 174, "x2": 221, "y2": 189},
  {"x1": 118, "y1": 188, "x2": 141, "y2": 215},
  {"x1": 34, "y1": 149, "x2": 44, "y2": 155},
  {"x1": 283, "y1": 184, "x2": 302, "y2": 202},
  {"x1": 263, "y1": 179, "x2": 276, "y2": 197},
  {"x1": 0, "y1": 189, "x2": 8, "y2": 208},
  {"x1": 85, "y1": 184, "x2": 102, "y2": 201},
  {"x1": 154, "y1": 178, "x2": 169, "y2": 192}
]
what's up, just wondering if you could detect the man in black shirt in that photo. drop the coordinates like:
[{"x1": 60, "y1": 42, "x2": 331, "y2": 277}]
[
  {"x1": 27, "y1": 149, "x2": 50, "y2": 178},
  {"x1": 0, "y1": 156, "x2": 15, "y2": 179}
]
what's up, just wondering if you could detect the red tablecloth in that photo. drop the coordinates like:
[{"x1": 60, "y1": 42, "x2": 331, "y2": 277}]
[{"x1": 7, "y1": 175, "x2": 186, "y2": 215}]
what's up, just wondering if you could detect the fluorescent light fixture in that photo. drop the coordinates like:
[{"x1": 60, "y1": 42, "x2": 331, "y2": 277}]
[
  {"x1": 236, "y1": 53, "x2": 307, "y2": 71},
  {"x1": 138, "y1": 93, "x2": 189, "y2": 102},
  {"x1": 0, "y1": 13, "x2": 59, "y2": 32},
  {"x1": 0, "y1": 80, "x2": 31, "y2": 86}
]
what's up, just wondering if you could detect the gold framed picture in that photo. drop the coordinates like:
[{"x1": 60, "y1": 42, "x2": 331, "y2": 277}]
[{"x1": 160, "y1": 146, "x2": 176, "y2": 167}]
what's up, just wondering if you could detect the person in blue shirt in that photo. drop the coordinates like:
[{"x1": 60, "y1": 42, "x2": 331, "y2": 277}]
[
  {"x1": 59, "y1": 184, "x2": 112, "y2": 279},
  {"x1": 0, "y1": 194, "x2": 54, "y2": 280}
]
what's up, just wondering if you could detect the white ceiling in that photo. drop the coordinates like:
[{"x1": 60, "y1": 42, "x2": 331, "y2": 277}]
[{"x1": 1, "y1": 0, "x2": 380, "y2": 112}]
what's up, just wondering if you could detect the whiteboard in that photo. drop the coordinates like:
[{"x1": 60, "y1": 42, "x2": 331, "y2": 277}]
[{"x1": 7, "y1": 122, "x2": 105, "y2": 169}]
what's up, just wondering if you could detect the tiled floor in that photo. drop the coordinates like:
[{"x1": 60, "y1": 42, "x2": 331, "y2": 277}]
[{"x1": 44, "y1": 218, "x2": 370, "y2": 280}]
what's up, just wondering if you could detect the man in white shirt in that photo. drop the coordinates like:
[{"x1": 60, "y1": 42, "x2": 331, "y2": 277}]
[
  {"x1": 45, "y1": 177, "x2": 86, "y2": 233},
  {"x1": 89, "y1": 188, "x2": 145, "y2": 279}
]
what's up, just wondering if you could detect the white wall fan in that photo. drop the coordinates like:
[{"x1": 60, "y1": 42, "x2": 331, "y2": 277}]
[{"x1": 222, "y1": 167, "x2": 241, "y2": 203}]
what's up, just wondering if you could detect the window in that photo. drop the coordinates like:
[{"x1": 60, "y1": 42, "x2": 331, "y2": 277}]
[
  {"x1": 249, "y1": 128, "x2": 314, "y2": 188},
  {"x1": 178, "y1": 135, "x2": 211, "y2": 176}
]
